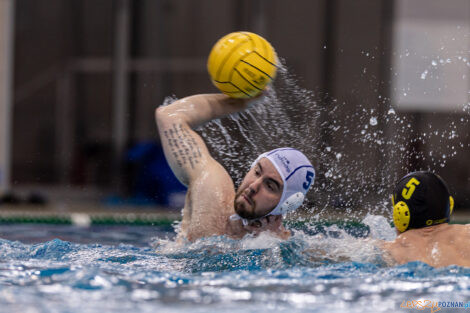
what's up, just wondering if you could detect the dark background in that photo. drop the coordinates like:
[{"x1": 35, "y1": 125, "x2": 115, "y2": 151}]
[{"x1": 9, "y1": 0, "x2": 470, "y2": 213}]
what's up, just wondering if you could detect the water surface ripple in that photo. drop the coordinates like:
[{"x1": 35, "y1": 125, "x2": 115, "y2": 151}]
[{"x1": 0, "y1": 222, "x2": 469, "y2": 313}]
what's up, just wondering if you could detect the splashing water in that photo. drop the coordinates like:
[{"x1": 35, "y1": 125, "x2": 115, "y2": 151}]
[
  {"x1": 164, "y1": 57, "x2": 470, "y2": 223},
  {"x1": 1, "y1": 223, "x2": 470, "y2": 313}
]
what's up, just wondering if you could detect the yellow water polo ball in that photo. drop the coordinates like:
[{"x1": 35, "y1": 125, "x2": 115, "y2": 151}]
[{"x1": 207, "y1": 31, "x2": 278, "y2": 99}]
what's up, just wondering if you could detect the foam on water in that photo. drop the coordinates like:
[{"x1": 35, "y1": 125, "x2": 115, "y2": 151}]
[{"x1": 1, "y1": 222, "x2": 470, "y2": 313}]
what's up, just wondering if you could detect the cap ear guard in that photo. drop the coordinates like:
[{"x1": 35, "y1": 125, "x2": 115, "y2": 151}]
[
  {"x1": 393, "y1": 201, "x2": 410, "y2": 233},
  {"x1": 274, "y1": 192, "x2": 304, "y2": 215},
  {"x1": 449, "y1": 196, "x2": 454, "y2": 215}
]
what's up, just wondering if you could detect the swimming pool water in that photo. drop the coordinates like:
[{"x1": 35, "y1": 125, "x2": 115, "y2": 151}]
[{"x1": 0, "y1": 216, "x2": 469, "y2": 313}]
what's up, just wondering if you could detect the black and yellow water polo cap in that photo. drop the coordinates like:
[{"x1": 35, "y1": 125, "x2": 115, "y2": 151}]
[{"x1": 391, "y1": 171, "x2": 454, "y2": 232}]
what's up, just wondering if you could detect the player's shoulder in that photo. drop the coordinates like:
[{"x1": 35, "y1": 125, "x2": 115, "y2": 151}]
[
  {"x1": 439, "y1": 223, "x2": 470, "y2": 241},
  {"x1": 207, "y1": 158, "x2": 234, "y2": 186},
  {"x1": 454, "y1": 223, "x2": 470, "y2": 235},
  {"x1": 446, "y1": 223, "x2": 469, "y2": 231},
  {"x1": 394, "y1": 232, "x2": 418, "y2": 248},
  {"x1": 190, "y1": 158, "x2": 234, "y2": 193}
]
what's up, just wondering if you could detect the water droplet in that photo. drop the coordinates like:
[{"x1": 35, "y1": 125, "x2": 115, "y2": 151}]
[
  {"x1": 369, "y1": 117, "x2": 378, "y2": 126},
  {"x1": 387, "y1": 108, "x2": 396, "y2": 115},
  {"x1": 421, "y1": 70, "x2": 428, "y2": 80}
]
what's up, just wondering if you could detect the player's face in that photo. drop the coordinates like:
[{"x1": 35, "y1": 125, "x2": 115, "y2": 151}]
[{"x1": 234, "y1": 158, "x2": 283, "y2": 219}]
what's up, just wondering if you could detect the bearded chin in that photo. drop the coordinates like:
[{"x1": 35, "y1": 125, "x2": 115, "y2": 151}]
[
  {"x1": 234, "y1": 196, "x2": 247, "y2": 217},
  {"x1": 234, "y1": 191, "x2": 256, "y2": 219}
]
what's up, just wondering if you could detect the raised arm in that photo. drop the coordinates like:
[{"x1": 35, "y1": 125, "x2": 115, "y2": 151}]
[{"x1": 155, "y1": 94, "x2": 253, "y2": 186}]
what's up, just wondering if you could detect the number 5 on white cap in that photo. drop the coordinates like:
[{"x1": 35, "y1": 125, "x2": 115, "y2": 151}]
[{"x1": 303, "y1": 171, "x2": 314, "y2": 190}]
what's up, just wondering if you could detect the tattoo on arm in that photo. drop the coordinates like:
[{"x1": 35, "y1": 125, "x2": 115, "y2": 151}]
[{"x1": 163, "y1": 123, "x2": 203, "y2": 170}]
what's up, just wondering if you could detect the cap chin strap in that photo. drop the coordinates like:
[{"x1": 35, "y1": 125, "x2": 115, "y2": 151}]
[
  {"x1": 229, "y1": 214, "x2": 250, "y2": 226},
  {"x1": 230, "y1": 192, "x2": 305, "y2": 226}
]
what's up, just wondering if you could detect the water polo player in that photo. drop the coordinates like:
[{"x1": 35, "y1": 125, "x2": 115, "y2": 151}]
[
  {"x1": 155, "y1": 93, "x2": 315, "y2": 241},
  {"x1": 381, "y1": 171, "x2": 470, "y2": 267}
]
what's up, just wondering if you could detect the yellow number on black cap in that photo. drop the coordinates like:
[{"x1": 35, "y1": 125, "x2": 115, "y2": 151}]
[
  {"x1": 393, "y1": 201, "x2": 410, "y2": 232},
  {"x1": 402, "y1": 178, "x2": 420, "y2": 200}
]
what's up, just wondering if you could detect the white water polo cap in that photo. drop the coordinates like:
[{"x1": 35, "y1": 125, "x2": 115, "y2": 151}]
[{"x1": 252, "y1": 148, "x2": 315, "y2": 216}]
